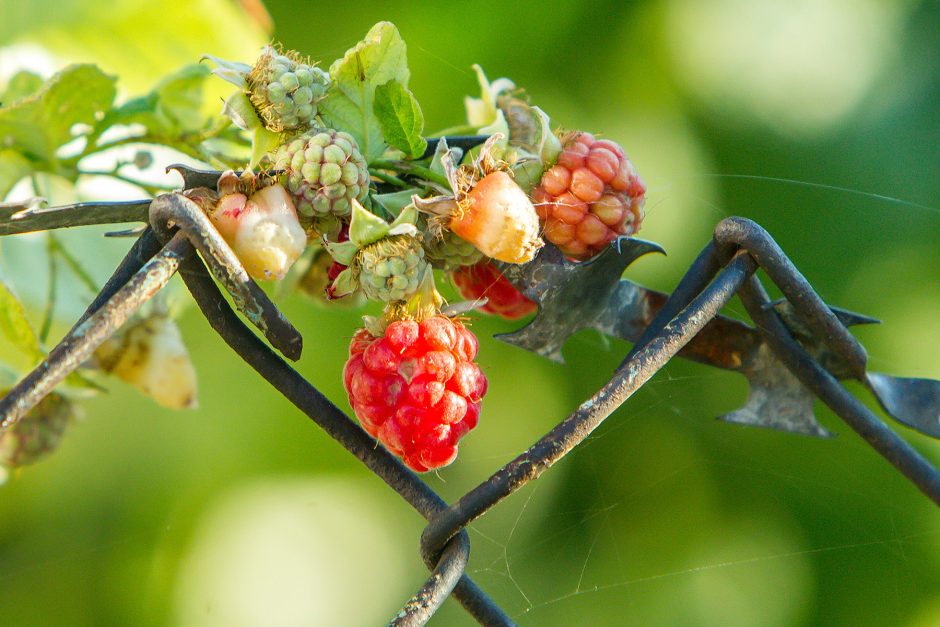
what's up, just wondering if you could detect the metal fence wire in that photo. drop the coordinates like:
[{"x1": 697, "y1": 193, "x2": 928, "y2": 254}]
[{"x1": 3, "y1": 164, "x2": 940, "y2": 626}]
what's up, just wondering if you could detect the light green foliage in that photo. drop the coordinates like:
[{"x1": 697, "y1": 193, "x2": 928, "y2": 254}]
[
  {"x1": 3, "y1": 8, "x2": 939, "y2": 626},
  {"x1": 0, "y1": 71, "x2": 44, "y2": 104},
  {"x1": 0, "y1": 276, "x2": 42, "y2": 368},
  {"x1": 98, "y1": 64, "x2": 213, "y2": 137},
  {"x1": 318, "y1": 21, "x2": 412, "y2": 162},
  {"x1": 0, "y1": 150, "x2": 33, "y2": 199},
  {"x1": 0, "y1": 64, "x2": 115, "y2": 164},
  {"x1": 2, "y1": 0, "x2": 268, "y2": 94},
  {"x1": 143, "y1": 64, "x2": 211, "y2": 133},
  {"x1": 373, "y1": 79, "x2": 426, "y2": 159}
]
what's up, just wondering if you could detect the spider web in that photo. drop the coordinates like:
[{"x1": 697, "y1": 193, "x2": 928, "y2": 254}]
[{"x1": 435, "y1": 177, "x2": 940, "y2": 626}]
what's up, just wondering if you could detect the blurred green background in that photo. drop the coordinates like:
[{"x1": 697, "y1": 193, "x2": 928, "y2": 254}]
[{"x1": 1, "y1": 0, "x2": 940, "y2": 625}]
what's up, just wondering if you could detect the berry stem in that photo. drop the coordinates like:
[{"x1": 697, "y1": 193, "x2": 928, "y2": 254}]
[
  {"x1": 370, "y1": 169, "x2": 412, "y2": 190},
  {"x1": 370, "y1": 159, "x2": 450, "y2": 189},
  {"x1": 80, "y1": 168, "x2": 173, "y2": 196}
]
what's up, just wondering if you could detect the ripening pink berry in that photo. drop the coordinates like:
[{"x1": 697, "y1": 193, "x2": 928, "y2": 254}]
[{"x1": 532, "y1": 132, "x2": 646, "y2": 260}]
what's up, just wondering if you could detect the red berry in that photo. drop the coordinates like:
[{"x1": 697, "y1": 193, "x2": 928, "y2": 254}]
[
  {"x1": 451, "y1": 261, "x2": 537, "y2": 320},
  {"x1": 532, "y1": 132, "x2": 646, "y2": 260},
  {"x1": 344, "y1": 316, "x2": 487, "y2": 472}
]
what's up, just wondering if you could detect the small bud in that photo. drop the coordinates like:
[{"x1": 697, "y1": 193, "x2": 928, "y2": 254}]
[
  {"x1": 0, "y1": 392, "x2": 74, "y2": 468},
  {"x1": 132, "y1": 150, "x2": 154, "y2": 169},
  {"x1": 95, "y1": 314, "x2": 198, "y2": 409}
]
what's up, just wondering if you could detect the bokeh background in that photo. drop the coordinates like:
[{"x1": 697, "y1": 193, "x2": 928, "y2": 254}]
[{"x1": 1, "y1": 0, "x2": 940, "y2": 625}]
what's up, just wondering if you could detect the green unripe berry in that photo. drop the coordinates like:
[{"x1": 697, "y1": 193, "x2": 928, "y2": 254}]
[
  {"x1": 304, "y1": 145, "x2": 323, "y2": 163},
  {"x1": 267, "y1": 82, "x2": 286, "y2": 102},
  {"x1": 320, "y1": 163, "x2": 342, "y2": 186},
  {"x1": 245, "y1": 46, "x2": 331, "y2": 132},
  {"x1": 301, "y1": 162, "x2": 321, "y2": 182},
  {"x1": 323, "y1": 145, "x2": 345, "y2": 164},
  {"x1": 279, "y1": 72, "x2": 299, "y2": 91},
  {"x1": 295, "y1": 67, "x2": 314, "y2": 86},
  {"x1": 272, "y1": 128, "x2": 370, "y2": 230},
  {"x1": 293, "y1": 86, "x2": 313, "y2": 105}
]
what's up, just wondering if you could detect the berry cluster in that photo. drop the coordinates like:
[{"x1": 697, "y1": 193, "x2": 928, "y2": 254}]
[
  {"x1": 452, "y1": 261, "x2": 536, "y2": 320},
  {"x1": 273, "y1": 129, "x2": 370, "y2": 231},
  {"x1": 532, "y1": 132, "x2": 646, "y2": 260},
  {"x1": 344, "y1": 317, "x2": 486, "y2": 472},
  {"x1": 247, "y1": 46, "x2": 330, "y2": 133},
  {"x1": 194, "y1": 35, "x2": 646, "y2": 473}
]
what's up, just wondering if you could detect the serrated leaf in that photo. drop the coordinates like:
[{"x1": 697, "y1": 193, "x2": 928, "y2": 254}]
[
  {"x1": 0, "y1": 150, "x2": 33, "y2": 200},
  {"x1": 0, "y1": 276, "x2": 42, "y2": 364},
  {"x1": 0, "y1": 64, "x2": 116, "y2": 164},
  {"x1": 374, "y1": 79, "x2": 426, "y2": 159},
  {"x1": 1, "y1": 71, "x2": 43, "y2": 105},
  {"x1": 319, "y1": 21, "x2": 410, "y2": 162}
]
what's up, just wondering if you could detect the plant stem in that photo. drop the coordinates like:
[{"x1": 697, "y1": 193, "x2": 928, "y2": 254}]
[
  {"x1": 49, "y1": 235, "x2": 101, "y2": 296},
  {"x1": 370, "y1": 159, "x2": 450, "y2": 189},
  {"x1": 39, "y1": 234, "x2": 58, "y2": 344},
  {"x1": 80, "y1": 169, "x2": 170, "y2": 196},
  {"x1": 370, "y1": 170, "x2": 410, "y2": 189}
]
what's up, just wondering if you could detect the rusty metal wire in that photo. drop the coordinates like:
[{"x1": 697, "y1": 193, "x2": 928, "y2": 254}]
[{"x1": 3, "y1": 188, "x2": 940, "y2": 626}]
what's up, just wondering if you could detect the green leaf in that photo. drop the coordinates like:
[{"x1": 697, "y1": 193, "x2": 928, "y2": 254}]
[
  {"x1": 0, "y1": 150, "x2": 33, "y2": 200},
  {"x1": 1, "y1": 71, "x2": 43, "y2": 105},
  {"x1": 319, "y1": 21, "x2": 411, "y2": 162},
  {"x1": 0, "y1": 276, "x2": 42, "y2": 364},
  {"x1": 0, "y1": 64, "x2": 116, "y2": 165},
  {"x1": 374, "y1": 80, "x2": 426, "y2": 159},
  {"x1": 101, "y1": 64, "x2": 211, "y2": 136},
  {"x1": 152, "y1": 64, "x2": 211, "y2": 133},
  {"x1": 373, "y1": 188, "x2": 421, "y2": 217}
]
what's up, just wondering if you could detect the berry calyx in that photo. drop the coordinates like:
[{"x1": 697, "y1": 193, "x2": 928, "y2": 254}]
[
  {"x1": 272, "y1": 128, "x2": 370, "y2": 231},
  {"x1": 451, "y1": 261, "x2": 536, "y2": 320},
  {"x1": 415, "y1": 135, "x2": 543, "y2": 264},
  {"x1": 343, "y1": 314, "x2": 487, "y2": 472},
  {"x1": 324, "y1": 223, "x2": 351, "y2": 301},
  {"x1": 531, "y1": 132, "x2": 646, "y2": 260},
  {"x1": 325, "y1": 201, "x2": 430, "y2": 303}
]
